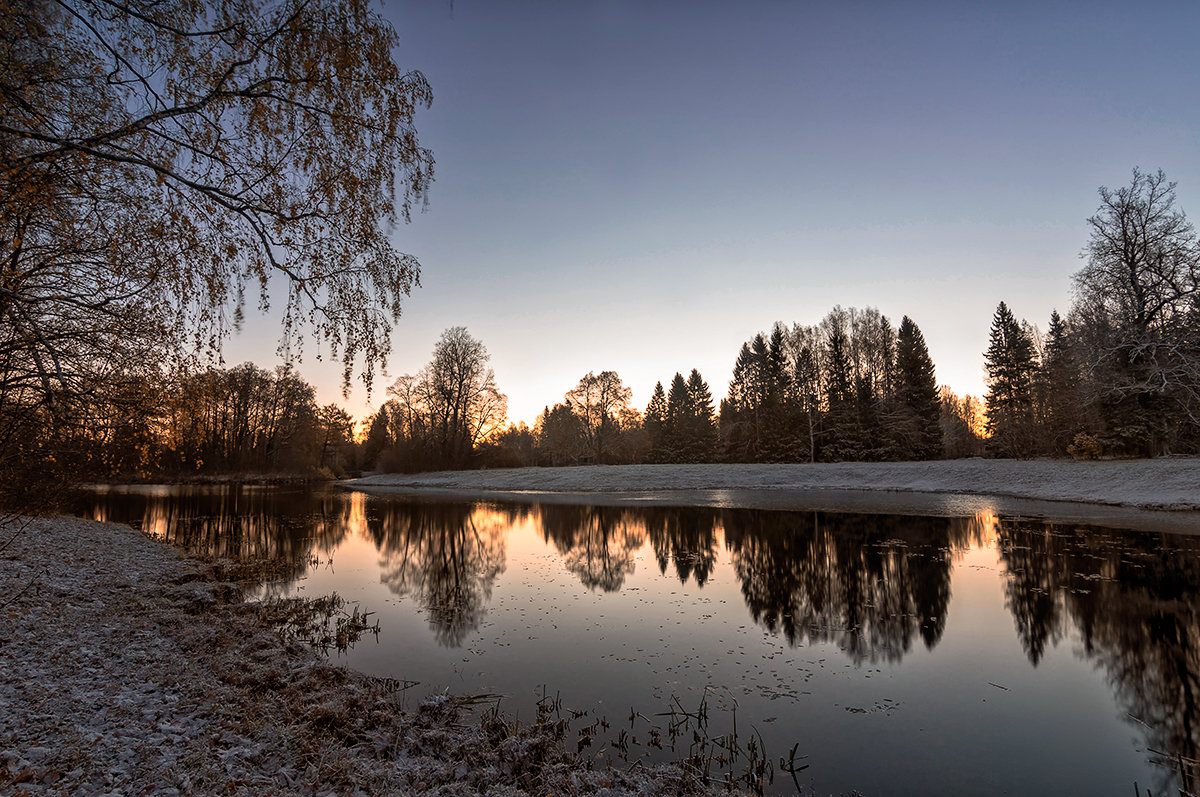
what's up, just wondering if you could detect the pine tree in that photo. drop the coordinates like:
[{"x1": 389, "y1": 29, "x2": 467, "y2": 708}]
[
  {"x1": 759, "y1": 324, "x2": 799, "y2": 462},
  {"x1": 644, "y1": 382, "x2": 668, "y2": 462},
  {"x1": 684, "y1": 369, "x2": 718, "y2": 462},
  {"x1": 822, "y1": 316, "x2": 860, "y2": 460},
  {"x1": 665, "y1": 373, "x2": 690, "y2": 462},
  {"x1": 722, "y1": 343, "x2": 761, "y2": 461},
  {"x1": 894, "y1": 316, "x2": 942, "y2": 459},
  {"x1": 1035, "y1": 311, "x2": 1083, "y2": 455},
  {"x1": 984, "y1": 302, "x2": 1039, "y2": 457}
]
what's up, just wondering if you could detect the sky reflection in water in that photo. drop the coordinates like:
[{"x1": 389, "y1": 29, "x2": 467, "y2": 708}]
[{"x1": 82, "y1": 485, "x2": 1200, "y2": 796}]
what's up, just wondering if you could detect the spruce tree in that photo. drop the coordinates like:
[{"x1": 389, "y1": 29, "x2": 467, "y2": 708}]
[
  {"x1": 822, "y1": 319, "x2": 859, "y2": 460},
  {"x1": 361, "y1": 405, "x2": 394, "y2": 469},
  {"x1": 665, "y1": 373, "x2": 690, "y2": 462},
  {"x1": 644, "y1": 381, "x2": 668, "y2": 463},
  {"x1": 684, "y1": 369, "x2": 718, "y2": 462},
  {"x1": 1036, "y1": 311, "x2": 1082, "y2": 455},
  {"x1": 759, "y1": 324, "x2": 799, "y2": 461},
  {"x1": 792, "y1": 340, "x2": 821, "y2": 462},
  {"x1": 984, "y1": 301, "x2": 1038, "y2": 457},
  {"x1": 722, "y1": 343, "x2": 760, "y2": 461},
  {"x1": 767, "y1": 324, "x2": 791, "y2": 399},
  {"x1": 748, "y1": 334, "x2": 772, "y2": 411},
  {"x1": 726, "y1": 343, "x2": 754, "y2": 414},
  {"x1": 895, "y1": 316, "x2": 942, "y2": 459}
]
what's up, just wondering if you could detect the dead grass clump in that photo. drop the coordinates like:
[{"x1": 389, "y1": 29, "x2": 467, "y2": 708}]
[{"x1": 259, "y1": 592, "x2": 381, "y2": 654}]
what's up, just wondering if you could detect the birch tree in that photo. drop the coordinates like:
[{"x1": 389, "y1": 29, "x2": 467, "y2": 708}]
[{"x1": 1, "y1": 0, "x2": 433, "y2": 494}]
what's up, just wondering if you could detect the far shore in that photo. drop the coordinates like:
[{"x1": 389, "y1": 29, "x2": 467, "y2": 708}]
[
  {"x1": 345, "y1": 458, "x2": 1200, "y2": 533},
  {"x1": 90, "y1": 472, "x2": 327, "y2": 487}
]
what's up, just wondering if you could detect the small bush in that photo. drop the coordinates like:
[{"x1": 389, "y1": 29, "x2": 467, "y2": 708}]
[{"x1": 1067, "y1": 432, "x2": 1103, "y2": 460}]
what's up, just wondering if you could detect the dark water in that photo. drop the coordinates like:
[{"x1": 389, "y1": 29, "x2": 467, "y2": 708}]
[{"x1": 80, "y1": 485, "x2": 1200, "y2": 795}]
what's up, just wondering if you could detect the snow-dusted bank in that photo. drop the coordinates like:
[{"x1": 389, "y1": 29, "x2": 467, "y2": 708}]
[
  {"x1": 0, "y1": 517, "x2": 726, "y2": 795},
  {"x1": 349, "y1": 459, "x2": 1200, "y2": 512}
]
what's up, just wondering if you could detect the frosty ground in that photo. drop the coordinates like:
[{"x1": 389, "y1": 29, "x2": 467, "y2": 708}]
[
  {"x1": 349, "y1": 459, "x2": 1200, "y2": 511},
  {"x1": 0, "y1": 517, "x2": 730, "y2": 795},
  {"x1": 346, "y1": 459, "x2": 1200, "y2": 537}
]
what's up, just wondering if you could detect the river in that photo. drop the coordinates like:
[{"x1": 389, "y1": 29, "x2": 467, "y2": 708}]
[{"x1": 79, "y1": 483, "x2": 1200, "y2": 795}]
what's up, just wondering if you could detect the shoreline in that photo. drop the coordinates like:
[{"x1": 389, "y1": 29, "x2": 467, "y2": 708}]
[
  {"x1": 343, "y1": 459, "x2": 1200, "y2": 533},
  {"x1": 0, "y1": 517, "x2": 728, "y2": 795},
  {"x1": 346, "y1": 459, "x2": 1200, "y2": 511}
]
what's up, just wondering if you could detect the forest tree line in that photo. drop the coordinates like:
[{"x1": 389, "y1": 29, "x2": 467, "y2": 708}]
[
  {"x1": 365, "y1": 170, "x2": 1198, "y2": 470},
  {"x1": 984, "y1": 170, "x2": 1200, "y2": 458},
  {"x1": 4, "y1": 169, "x2": 1198, "y2": 484},
  {"x1": 14, "y1": 362, "x2": 361, "y2": 479}
]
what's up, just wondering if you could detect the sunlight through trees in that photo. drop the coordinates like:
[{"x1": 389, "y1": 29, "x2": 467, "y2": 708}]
[{"x1": 1, "y1": 0, "x2": 432, "y2": 501}]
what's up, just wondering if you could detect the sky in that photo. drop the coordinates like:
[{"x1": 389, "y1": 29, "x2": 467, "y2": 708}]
[{"x1": 226, "y1": 0, "x2": 1200, "y2": 426}]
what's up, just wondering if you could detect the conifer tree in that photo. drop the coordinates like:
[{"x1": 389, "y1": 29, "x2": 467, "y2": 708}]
[
  {"x1": 822, "y1": 315, "x2": 860, "y2": 460},
  {"x1": 722, "y1": 344, "x2": 761, "y2": 461},
  {"x1": 1035, "y1": 311, "x2": 1082, "y2": 455},
  {"x1": 894, "y1": 316, "x2": 942, "y2": 459},
  {"x1": 361, "y1": 404, "x2": 395, "y2": 469},
  {"x1": 644, "y1": 381, "x2": 669, "y2": 462},
  {"x1": 722, "y1": 329, "x2": 800, "y2": 462},
  {"x1": 726, "y1": 344, "x2": 755, "y2": 416},
  {"x1": 684, "y1": 369, "x2": 718, "y2": 462},
  {"x1": 767, "y1": 324, "x2": 792, "y2": 400},
  {"x1": 792, "y1": 334, "x2": 822, "y2": 462},
  {"x1": 984, "y1": 302, "x2": 1039, "y2": 457},
  {"x1": 747, "y1": 335, "x2": 772, "y2": 410},
  {"x1": 759, "y1": 324, "x2": 799, "y2": 461},
  {"x1": 665, "y1": 373, "x2": 690, "y2": 462}
]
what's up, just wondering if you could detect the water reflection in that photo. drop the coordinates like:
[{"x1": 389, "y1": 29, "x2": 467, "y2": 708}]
[
  {"x1": 998, "y1": 522, "x2": 1200, "y2": 792},
  {"x1": 723, "y1": 510, "x2": 993, "y2": 663},
  {"x1": 644, "y1": 506, "x2": 719, "y2": 587},
  {"x1": 539, "y1": 505, "x2": 646, "y2": 592},
  {"x1": 82, "y1": 485, "x2": 352, "y2": 585},
  {"x1": 368, "y1": 502, "x2": 510, "y2": 646},
  {"x1": 79, "y1": 486, "x2": 1200, "y2": 791}
]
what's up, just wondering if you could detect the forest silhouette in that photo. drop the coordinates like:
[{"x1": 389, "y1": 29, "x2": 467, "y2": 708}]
[{"x1": 12, "y1": 169, "x2": 1198, "y2": 490}]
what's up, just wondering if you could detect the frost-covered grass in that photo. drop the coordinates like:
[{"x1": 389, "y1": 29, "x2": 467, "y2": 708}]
[
  {"x1": 349, "y1": 458, "x2": 1200, "y2": 511},
  {"x1": 0, "y1": 517, "x2": 734, "y2": 795}
]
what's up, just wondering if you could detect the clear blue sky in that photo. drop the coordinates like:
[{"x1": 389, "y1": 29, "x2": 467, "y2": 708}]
[{"x1": 228, "y1": 0, "x2": 1200, "y2": 426}]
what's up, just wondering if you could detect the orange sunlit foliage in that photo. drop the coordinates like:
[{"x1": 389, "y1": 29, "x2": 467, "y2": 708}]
[
  {"x1": 939, "y1": 386, "x2": 987, "y2": 457},
  {"x1": 1, "y1": 0, "x2": 432, "y2": 502}
]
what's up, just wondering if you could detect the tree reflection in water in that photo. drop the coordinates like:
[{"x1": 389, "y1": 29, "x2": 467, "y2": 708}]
[
  {"x1": 722, "y1": 509, "x2": 990, "y2": 664},
  {"x1": 997, "y1": 521, "x2": 1200, "y2": 792},
  {"x1": 539, "y1": 505, "x2": 646, "y2": 592},
  {"x1": 643, "y1": 507, "x2": 719, "y2": 587},
  {"x1": 80, "y1": 487, "x2": 1200, "y2": 789},
  {"x1": 368, "y1": 501, "x2": 515, "y2": 647},
  {"x1": 80, "y1": 485, "x2": 352, "y2": 588}
]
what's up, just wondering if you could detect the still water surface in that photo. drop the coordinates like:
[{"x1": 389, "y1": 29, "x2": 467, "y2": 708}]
[{"x1": 81, "y1": 485, "x2": 1200, "y2": 795}]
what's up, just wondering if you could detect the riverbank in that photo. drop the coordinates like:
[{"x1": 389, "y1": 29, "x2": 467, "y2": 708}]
[
  {"x1": 0, "y1": 516, "x2": 729, "y2": 795},
  {"x1": 93, "y1": 471, "x2": 330, "y2": 486},
  {"x1": 348, "y1": 459, "x2": 1200, "y2": 512}
]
